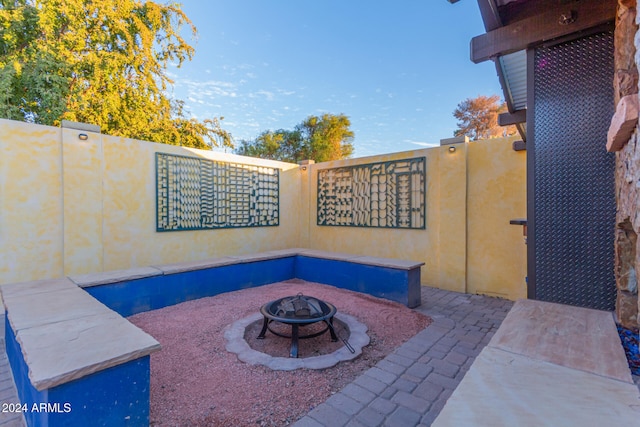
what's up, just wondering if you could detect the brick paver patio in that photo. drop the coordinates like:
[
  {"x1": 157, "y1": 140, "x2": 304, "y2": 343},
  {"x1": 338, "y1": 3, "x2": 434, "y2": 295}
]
[
  {"x1": 2, "y1": 286, "x2": 635, "y2": 426},
  {"x1": 294, "y1": 286, "x2": 514, "y2": 427},
  {"x1": 0, "y1": 345, "x2": 24, "y2": 427}
]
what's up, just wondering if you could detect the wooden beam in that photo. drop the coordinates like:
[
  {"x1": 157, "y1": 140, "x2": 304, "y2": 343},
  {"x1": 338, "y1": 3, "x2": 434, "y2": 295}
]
[
  {"x1": 476, "y1": 0, "x2": 502, "y2": 32},
  {"x1": 471, "y1": 0, "x2": 616, "y2": 63},
  {"x1": 498, "y1": 109, "x2": 527, "y2": 126}
]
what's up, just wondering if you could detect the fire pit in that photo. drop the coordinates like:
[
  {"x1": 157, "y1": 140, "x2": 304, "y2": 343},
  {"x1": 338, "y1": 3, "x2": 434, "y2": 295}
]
[{"x1": 257, "y1": 293, "x2": 338, "y2": 358}]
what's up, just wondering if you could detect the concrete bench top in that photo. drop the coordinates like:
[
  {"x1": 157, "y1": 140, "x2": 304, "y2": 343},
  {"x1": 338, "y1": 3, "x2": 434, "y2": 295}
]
[
  {"x1": 151, "y1": 257, "x2": 236, "y2": 274},
  {"x1": 75, "y1": 248, "x2": 425, "y2": 284},
  {"x1": 68, "y1": 266, "x2": 163, "y2": 287},
  {"x1": 433, "y1": 299, "x2": 640, "y2": 426},
  {"x1": 1, "y1": 278, "x2": 160, "y2": 391},
  {"x1": 488, "y1": 298, "x2": 632, "y2": 382}
]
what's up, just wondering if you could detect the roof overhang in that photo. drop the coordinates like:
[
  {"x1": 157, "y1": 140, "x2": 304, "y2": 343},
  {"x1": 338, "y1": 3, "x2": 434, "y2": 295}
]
[
  {"x1": 467, "y1": 0, "x2": 617, "y2": 141},
  {"x1": 472, "y1": 0, "x2": 617, "y2": 63}
]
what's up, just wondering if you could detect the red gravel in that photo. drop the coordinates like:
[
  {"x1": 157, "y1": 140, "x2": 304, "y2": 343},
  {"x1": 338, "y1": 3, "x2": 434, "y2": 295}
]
[{"x1": 128, "y1": 279, "x2": 431, "y2": 426}]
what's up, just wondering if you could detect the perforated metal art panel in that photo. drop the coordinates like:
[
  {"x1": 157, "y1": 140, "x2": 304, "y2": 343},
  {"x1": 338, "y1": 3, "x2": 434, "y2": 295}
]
[
  {"x1": 156, "y1": 153, "x2": 279, "y2": 231},
  {"x1": 317, "y1": 157, "x2": 425, "y2": 229},
  {"x1": 532, "y1": 31, "x2": 616, "y2": 310}
]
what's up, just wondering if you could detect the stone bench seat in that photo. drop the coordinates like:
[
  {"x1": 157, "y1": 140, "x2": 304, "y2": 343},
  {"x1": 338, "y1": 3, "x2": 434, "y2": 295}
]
[
  {"x1": 71, "y1": 248, "x2": 424, "y2": 316},
  {"x1": 1, "y1": 278, "x2": 160, "y2": 426},
  {"x1": 2, "y1": 248, "x2": 423, "y2": 426},
  {"x1": 68, "y1": 248, "x2": 424, "y2": 284},
  {"x1": 433, "y1": 299, "x2": 640, "y2": 426}
]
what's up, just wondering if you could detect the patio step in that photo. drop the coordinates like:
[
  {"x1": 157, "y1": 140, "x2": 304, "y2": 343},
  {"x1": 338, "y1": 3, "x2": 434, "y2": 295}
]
[{"x1": 433, "y1": 299, "x2": 640, "y2": 426}]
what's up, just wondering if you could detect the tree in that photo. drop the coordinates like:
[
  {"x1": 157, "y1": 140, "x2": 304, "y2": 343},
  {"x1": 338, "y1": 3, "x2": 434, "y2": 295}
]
[
  {"x1": 453, "y1": 95, "x2": 517, "y2": 140},
  {"x1": 299, "y1": 113, "x2": 354, "y2": 162},
  {"x1": 235, "y1": 130, "x2": 292, "y2": 160},
  {"x1": 235, "y1": 113, "x2": 354, "y2": 163},
  {"x1": 0, "y1": 0, "x2": 231, "y2": 149}
]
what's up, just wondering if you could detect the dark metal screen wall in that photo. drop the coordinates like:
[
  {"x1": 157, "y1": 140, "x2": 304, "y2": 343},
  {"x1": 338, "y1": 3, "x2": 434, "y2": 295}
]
[
  {"x1": 531, "y1": 31, "x2": 616, "y2": 310},
  {"x1": 156, "y1": 153, "x2": 279, "y2": 231},
  {"x1": 317, "y1": 157, "x2": 425, "y2": 228}
]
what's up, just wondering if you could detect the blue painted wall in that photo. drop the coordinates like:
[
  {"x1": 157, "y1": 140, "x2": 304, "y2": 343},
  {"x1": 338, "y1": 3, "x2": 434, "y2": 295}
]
[
  {"x1": 5, "y1": 317, "x2": 45, "y2": 427},
  {"x1": 5, "y1": 317, "x2": 150, "y2": 426},
  {"x1": 87, "y1": 256, "x2": 419, "y2": 316},
  {"x1": 88, "y1": 258, "x2": 296, "y2": 316},
  {"x1": 295, "y1": 256, "x2": 414, "y2": 307},
  {"x1": 46, "y1": 358, "x2": 150, "y2": 427}
]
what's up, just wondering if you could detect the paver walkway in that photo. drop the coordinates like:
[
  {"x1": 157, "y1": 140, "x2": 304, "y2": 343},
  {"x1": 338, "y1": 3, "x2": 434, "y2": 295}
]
[
  {"x1": 294, "y1": 286, "x2": 514, "y2": 427},
  {"x1": 1, "y1": 286, "x2": 636, "y2": 427},
  {"x1": 0, "y1": 343, "x2": 24, "y2": 427},
  {"x1": 0, "y1": 286, "x2": 510, "y2": 427}
]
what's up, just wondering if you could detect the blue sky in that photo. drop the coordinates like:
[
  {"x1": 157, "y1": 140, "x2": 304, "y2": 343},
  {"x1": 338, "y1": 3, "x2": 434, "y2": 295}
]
[{"x1": 168, "y1": 1, "x2": 502, "y2": 157}]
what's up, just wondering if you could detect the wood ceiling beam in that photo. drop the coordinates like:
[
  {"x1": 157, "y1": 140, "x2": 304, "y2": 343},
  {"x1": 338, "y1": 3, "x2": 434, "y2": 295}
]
[
  {"x1": 471, "y1": 0, "x2": 616, "y2": 63},
  {"x1": 476, "y1": 0, "x2": 502, "y2": 32},
  {"x1": 498, "y1": 109, "x2": 527, "y2": 126}
]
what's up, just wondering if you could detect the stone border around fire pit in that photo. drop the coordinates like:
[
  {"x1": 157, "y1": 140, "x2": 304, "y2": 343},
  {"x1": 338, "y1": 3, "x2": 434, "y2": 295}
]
[{"x1": 224, "y1": 312, "x2": 369, "y2": 370}]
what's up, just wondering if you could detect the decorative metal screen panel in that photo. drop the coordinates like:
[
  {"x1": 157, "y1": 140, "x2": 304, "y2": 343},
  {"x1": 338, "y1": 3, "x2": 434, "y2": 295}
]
[
  {"x1": 156, "y1": 153, "x2": 279, "y2": 231},
  {"x1": 317, "y1": 157, "x2": 425, "y2": 229},
  {"x1": 532, "y1": 31, "x2": 616, "y2": 310}
]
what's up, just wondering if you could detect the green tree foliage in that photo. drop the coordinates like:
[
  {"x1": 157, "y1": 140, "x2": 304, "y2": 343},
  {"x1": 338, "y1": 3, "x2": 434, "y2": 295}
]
[
  {"x1": 453, "y1": 94, "x2": 517, "y2": 140},
  {"x1": 236, "y1": 113, "x2": 354, "y2": 163},
  {"x1": 0, "y1": 0, "x2": 231, "y2": 149}
]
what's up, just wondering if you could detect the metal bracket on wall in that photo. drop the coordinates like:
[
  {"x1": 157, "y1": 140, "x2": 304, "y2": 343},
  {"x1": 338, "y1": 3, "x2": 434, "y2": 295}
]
[{"x1": 512, "y1": 140, "x2": 526, "y2": 151}]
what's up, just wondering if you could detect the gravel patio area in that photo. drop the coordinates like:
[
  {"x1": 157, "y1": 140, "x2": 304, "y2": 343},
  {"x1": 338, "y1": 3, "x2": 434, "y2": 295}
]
[{"x1": 128, "y1": 279, "x2": 430, "y2": 426}]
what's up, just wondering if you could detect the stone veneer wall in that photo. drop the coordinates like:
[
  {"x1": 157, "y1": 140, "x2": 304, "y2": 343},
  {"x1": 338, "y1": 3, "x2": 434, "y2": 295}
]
[{"x1": 614, "y1": 0, "x2": 640, "y2": 329}]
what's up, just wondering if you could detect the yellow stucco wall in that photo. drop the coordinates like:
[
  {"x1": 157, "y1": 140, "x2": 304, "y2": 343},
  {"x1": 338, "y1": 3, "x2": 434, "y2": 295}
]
[
  {"x1": 435, "y1": 144, "x2": 467, "y2": 293},
  {"x1": 0, "y1": 119, "x2": 527, "y2": 300},
  {"x1": 466, "y1": 137, "x2": 527, "y2": 299},
  {"x1": 62, "y1": 128, "x2": 104, "y2": 275},
  {"x1": 98, "y1": 132, "x2": 301, "y2": 271},
  {"x1": 98, "y1": 136, "x2": 300, "y2": 270},
  {"x1": 307, "y1": 136, "x2": 526, "y2": 299},
  {"x1": 307, "y1": 150, "x2": 435, "y2": 281},
  {"x1": 306, "y1": 147, "x2": 468, "y2": 292},
  {"x1": 0, "y1": 120, "x2": 301, "y2": 281},
  {"x1": 0, "y1": 120, "x2": 64, "y2": 283}
]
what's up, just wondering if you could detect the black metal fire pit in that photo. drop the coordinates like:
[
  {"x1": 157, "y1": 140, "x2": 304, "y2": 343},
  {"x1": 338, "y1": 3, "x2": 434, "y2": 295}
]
[{"x1": 257, "y1": 293, "x2": 338, "y2": 358}]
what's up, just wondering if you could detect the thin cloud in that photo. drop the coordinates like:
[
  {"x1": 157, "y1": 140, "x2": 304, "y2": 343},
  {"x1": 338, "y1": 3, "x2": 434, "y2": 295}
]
[
  {"x1": 178, "y1": 79, "x2": 238, "y2": 99},
  {"x1": 249, "y1": 90, "x2": 275, "y2": 100}
]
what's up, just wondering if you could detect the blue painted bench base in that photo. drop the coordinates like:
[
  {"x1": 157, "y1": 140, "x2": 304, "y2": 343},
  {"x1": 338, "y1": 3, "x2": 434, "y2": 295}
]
[
  {"x1": 85, "y1": 255, "x2": 422, "y2": 317},
  {"x1": 5, "y1": 318, "x2": 150, "y2": 427},
  {"x1": 3, "y1": 250, "x2": 423, "y2": 427},
  {"x1": 296, "y1": 256, "x2": 422, "y2": 309}
]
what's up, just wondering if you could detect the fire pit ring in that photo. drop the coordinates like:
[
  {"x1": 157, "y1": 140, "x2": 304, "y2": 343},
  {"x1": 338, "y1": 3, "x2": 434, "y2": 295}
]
[{"x1": 257, "y1": 294, "x2": 338, "y2": 358}]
